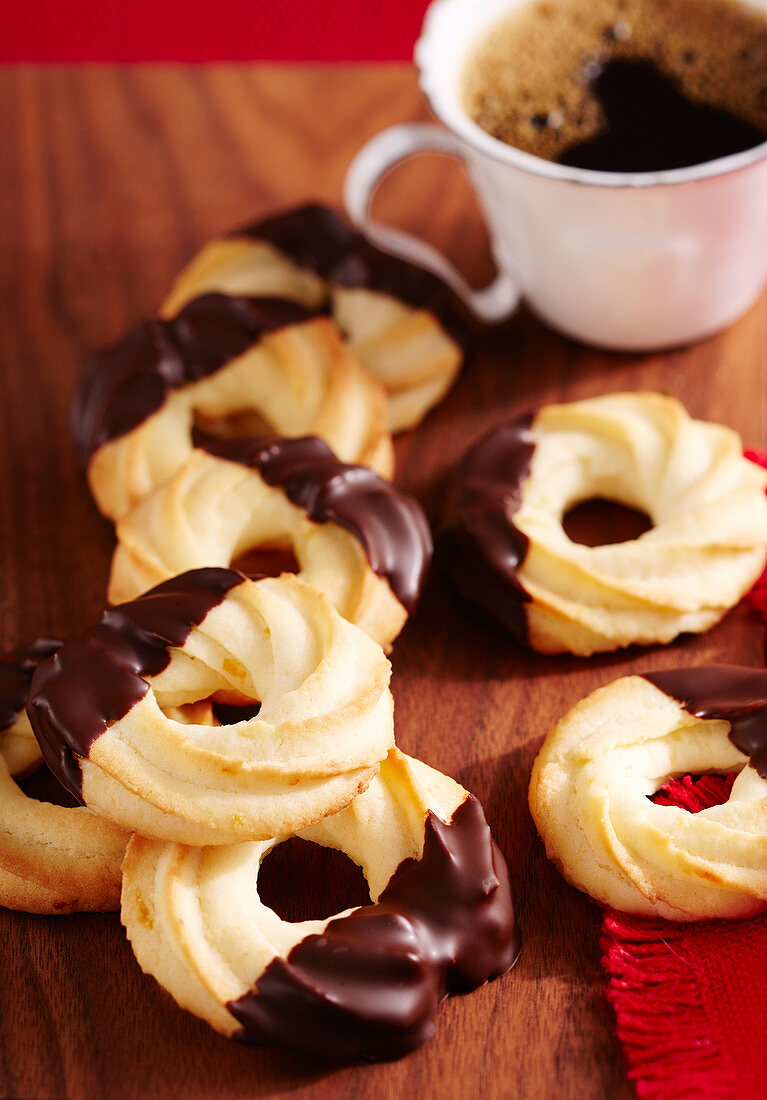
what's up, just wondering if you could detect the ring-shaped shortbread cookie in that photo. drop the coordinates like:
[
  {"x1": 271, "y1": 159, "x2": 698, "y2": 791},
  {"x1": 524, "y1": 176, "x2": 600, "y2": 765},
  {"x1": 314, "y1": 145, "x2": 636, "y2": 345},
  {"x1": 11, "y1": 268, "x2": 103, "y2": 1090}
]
[
  {"x1": 73, "y1": 294, "x2": 393, "y2": 521},
  {"x1": 160, "y1": 204, "x2": 464, "y2": 433},
  {"x1": 529, "y1": 668, "x2": 767, "y2": 921},
  {"x1": 28, "y1": 569, "x2": 394, "y2": 846},
  {"x1": 442, "y1": 392, "x2": 767, "y2": 656},
  {"x1": 0, "y1": 638, "x2": 129, "y2": 913},
  {"x1": 121, "y1": 747, "x2": 519, "y2": 1060},
  {"x1": 108, "y1": 435, "x2": 432, "y2": 650}
]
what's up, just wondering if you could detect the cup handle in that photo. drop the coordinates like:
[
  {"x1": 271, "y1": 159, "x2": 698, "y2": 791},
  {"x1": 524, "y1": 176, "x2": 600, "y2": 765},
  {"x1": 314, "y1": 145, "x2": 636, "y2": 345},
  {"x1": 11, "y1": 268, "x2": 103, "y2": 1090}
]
[{"x1": 344, "y1": 123, "x2": 521, "y2": 324}]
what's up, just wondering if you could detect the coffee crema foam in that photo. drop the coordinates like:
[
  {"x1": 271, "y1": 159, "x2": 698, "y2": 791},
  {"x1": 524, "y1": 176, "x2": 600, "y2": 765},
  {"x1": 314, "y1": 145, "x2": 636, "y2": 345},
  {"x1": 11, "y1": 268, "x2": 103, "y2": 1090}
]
[{"x1": 462, "y1": 0, "x2": 767, "y2": 166}]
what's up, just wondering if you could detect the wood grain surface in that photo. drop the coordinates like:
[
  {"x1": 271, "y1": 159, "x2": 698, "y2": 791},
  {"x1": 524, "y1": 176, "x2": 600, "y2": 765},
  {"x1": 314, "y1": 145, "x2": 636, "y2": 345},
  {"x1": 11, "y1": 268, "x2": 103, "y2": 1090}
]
[{"x1": 0, "y1": 64, "x2": 765, "y2": 1100}]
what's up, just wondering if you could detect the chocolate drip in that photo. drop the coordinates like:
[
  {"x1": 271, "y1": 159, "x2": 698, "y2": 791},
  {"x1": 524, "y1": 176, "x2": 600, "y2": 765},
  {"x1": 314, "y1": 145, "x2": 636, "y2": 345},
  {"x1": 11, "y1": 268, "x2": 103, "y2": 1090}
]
[
  {"x1": 72, "y1": 294, "x2": 313, "y2": 464},
  {"x1": 644, "y1": 667, "x2": 767, "y2": 779},
  {"x1": 227, "y1": 794, "x2": 519, "y2": 1061},
  {"x1": 0, "y1": 639, "x2": 62, "y2": 734},
  {"x1": 200, "y1": 435, "x2": 432, "y2": 613},
  {"x1": 237, "y1": 203, "x2": 462, "y2": 336},
  {"x1": 27, "y1": 568, "x2": 244, "y2": 799},
  {"x1": 439, "y1": 414, "x2": 536, "y2": 642}
]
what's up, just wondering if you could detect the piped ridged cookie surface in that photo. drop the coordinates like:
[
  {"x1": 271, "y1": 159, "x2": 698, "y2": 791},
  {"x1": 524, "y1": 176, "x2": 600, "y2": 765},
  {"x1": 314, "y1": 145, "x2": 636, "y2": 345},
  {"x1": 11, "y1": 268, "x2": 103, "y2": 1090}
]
[
  {"x1": 443, "y1": 392, "x2": 767, "y2": 655},
  {"x1": 108, "y1": 435, "x2": 432, "y2": 650},
  {"x1": 28, "y1": 569, "x2": 395, "y2": 845},
  {"x1": 161, "y1": 204, "x2": 463, "y2": 433},
  {"x1": 530, "y1": 670, "x2": 767, "y2": 920},
  {"x1": 122, "y1": 749, "x2": 519, "y2": 1060},
  {"x1": 74, "y1": 302, "x2": 393, "y2": 521}
]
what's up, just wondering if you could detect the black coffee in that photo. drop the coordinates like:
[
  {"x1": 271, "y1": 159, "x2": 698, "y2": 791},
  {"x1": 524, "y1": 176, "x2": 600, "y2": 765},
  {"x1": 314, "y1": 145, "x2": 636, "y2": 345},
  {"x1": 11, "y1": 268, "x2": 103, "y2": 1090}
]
[
  {"x1": 463, "y1": 0, "x2": 767, "y2": 172},
  {"x1": 558, "y1": 56, "x2": 767, "y2": 170}
]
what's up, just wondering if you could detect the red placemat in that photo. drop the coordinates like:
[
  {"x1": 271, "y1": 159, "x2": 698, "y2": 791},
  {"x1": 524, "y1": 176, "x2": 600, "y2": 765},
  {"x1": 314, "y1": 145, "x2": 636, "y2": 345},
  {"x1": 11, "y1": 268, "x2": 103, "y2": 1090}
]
[
  {"x1": 602, "y1": 449, "x2": 767, "y2": 1100},
  {"x1": 1, "y1": 0, "x2": 430, "y2": 62}
]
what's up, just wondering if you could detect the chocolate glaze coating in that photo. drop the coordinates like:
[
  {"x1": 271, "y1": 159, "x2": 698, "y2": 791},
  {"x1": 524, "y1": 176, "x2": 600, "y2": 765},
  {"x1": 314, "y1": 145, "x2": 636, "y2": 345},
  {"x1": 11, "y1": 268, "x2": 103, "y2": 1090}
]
[
  {"x1": 0, "y1": 639, "x2": 63, "y2": 734},
  {"x1": 200, "y1": 435, "x2": 432, "y2": 613},
  {"x1": 237, "y1": 203, "x2": 462, "y2": 336},
  {"x1": 644, "y1": 666, "x2": 767, "y2": 779},
  {"x1": 439, "y1": 414, "x2": 536, "y2": 643},
  {"x1": 72, "y1": 293, "x2": 313, "y2": 465},
  {"x1": 27, "y1": 568, "x2": 244, "y2": 800},
  {"x1": 227, "y1": 793, "x2": 519, "y2": 1061}
]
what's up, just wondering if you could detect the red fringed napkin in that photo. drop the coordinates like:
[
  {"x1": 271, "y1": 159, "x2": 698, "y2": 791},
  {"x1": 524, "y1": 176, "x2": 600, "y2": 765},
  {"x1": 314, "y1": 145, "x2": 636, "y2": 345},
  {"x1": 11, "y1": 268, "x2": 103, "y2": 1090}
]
[{"x1": 601, "y1": 449, "x2": 767, "y2": 1099}]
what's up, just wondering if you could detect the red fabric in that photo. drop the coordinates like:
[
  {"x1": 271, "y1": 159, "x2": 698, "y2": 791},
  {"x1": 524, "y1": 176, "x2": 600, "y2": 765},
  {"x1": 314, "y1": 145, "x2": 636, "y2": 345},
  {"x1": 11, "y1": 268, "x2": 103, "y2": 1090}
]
[
  {"x1": 602, "y1": 448, "x2": 767, "y2": 1099},
  {"x1": 0, "y1": 1, "x2": 431, "y2": 62}
]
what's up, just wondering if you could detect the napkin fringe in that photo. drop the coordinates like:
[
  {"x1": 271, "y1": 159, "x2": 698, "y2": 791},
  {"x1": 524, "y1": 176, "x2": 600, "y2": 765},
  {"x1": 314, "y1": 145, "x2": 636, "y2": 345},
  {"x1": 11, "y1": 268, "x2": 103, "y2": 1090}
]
[
  {"x1": 602, "y1": 774, "x2": 737, "y2": 1100},
  {"x1": 602, "y1": 913, "x2": 732, "y2": 1100}
]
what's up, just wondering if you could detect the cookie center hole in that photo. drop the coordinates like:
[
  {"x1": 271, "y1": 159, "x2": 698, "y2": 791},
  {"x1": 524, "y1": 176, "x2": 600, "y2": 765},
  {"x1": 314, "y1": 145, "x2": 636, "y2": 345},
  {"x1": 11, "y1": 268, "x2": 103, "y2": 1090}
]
[
  {"x1": 259, "y1": 838, "x2": 370, "y2": 923},
  {"x1": 210, "y1": 699, "x2": 262, "y2": 724},
  {"x1": 563, "y1": 498, "x2": 652, "y2": 547},
  {"x1": 162, "y1": 697, "x2": 262, "y2": 725},
  {"x1": 192, "y1": 407, "x2": 274, "y2": 440},
  {"x1": 231, "y1": 544, "x2": 300, "y2": 579},
  {"x1": 650, "y1": 774, "x2": 734, "y2": 812},
  {"x1": 18, "y1": 766, "x2": 81, "y2": 808}
]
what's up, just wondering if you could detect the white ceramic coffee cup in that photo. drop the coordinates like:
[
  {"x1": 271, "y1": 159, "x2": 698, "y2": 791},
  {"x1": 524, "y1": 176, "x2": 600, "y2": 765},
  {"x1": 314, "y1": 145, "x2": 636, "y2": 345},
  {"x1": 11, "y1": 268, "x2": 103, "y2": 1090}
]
[{"x1": 344, "y1": 0, "x2": 767, "y2": 350}]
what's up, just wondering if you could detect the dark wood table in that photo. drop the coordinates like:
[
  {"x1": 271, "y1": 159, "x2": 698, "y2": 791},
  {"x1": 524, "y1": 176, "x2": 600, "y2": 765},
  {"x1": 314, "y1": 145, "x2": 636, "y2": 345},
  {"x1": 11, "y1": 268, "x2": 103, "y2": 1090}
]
[{"x1": 0, "y1": 64, "x2": 764, "y2": 1100}]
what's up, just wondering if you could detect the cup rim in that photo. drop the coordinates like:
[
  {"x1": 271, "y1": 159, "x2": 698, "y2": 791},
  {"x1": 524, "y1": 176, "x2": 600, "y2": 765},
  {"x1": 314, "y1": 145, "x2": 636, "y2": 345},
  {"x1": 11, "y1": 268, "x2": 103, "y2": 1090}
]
[{"x1": 415, "y1": 0, "x2": 767, "y2": 189}]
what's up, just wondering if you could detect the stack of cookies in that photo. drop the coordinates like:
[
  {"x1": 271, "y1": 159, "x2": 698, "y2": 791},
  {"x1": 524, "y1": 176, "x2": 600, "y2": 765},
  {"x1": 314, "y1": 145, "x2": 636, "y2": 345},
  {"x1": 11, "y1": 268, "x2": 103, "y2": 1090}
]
[{"x1": 0, "y1": 203, "x2": 519, "y2": 1062}]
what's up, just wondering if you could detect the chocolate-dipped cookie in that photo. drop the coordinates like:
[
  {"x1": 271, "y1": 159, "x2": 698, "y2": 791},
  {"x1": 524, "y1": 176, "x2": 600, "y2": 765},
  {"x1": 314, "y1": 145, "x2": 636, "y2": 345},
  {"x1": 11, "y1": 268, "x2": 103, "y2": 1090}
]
[
  {"x1": 109, "y1": 435, "x2": 432, "y2": 650},
  {"x1": 530, "y1": 668, "x2": 767, "y2": 920},
  {"x1": 73, "y1": 295, "x2": 392, "y2": 521},
  {"x1": 28, "y1": 569, "x2": 394, "y2": 846},
  {"x1": 161, "y1": 203, "x2": 464, "y2": 433},
  {"x1": 122, "y1": 747, "x2": 519, "y2": 1060},
  {"x1": 442, "y1": 393, "x2": 767, "y2": 655}
]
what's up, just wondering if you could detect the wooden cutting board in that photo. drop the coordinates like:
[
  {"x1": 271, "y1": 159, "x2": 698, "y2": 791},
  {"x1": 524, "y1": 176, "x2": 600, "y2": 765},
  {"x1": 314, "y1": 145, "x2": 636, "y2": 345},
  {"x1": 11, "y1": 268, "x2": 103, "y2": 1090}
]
[{"x1": 0, "y1": 64, "x2": 764, "y2": 1100}]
